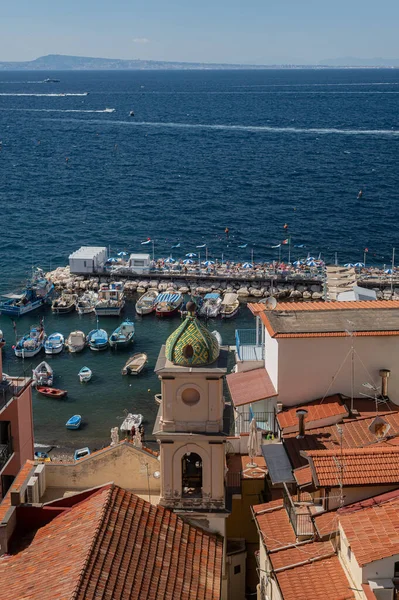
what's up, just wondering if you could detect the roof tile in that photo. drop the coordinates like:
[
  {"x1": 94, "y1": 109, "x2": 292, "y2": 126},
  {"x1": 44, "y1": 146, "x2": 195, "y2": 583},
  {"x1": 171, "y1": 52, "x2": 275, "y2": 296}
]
[
  {"x1": 226, "y1": 367, "x2": 277, "y2": 407},
  {"x1": 277, "y1": 395, "x2": 348, "y2": 431}
]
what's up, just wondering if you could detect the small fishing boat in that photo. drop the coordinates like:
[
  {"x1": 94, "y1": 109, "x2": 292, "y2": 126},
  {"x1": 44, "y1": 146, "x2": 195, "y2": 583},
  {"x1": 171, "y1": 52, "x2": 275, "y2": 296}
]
[
  {"x1": 154, "y1": 393, "x2": 162, "y2": 405},
  {"x1": 0, "y1": 268, "x2": 54, "y2": 317},
  {"x1": 51, "y1": 292, "x2": 77, "y2": 314},
  {"x1": 32, "y1": 361, "x2": 53, "y2": 387},
  {"x1": 109, "y1": 320, "x2": 135, "y2": 349},
  {"x1": 78, "y1": 366, "x2": 92, "y2": 383},
  {"x1": 220, "y1": 292, "x2": 240, "y2": 319},
  {"x1": 87, "y1": 327, "x2": 108, "y2": 351},
  {"x1": 43, "y1": 78, "x2": 60, "y2": 83},
  {"x1": 129, "y1": 110, "x2": 135, "y2": 117},
  {"x1": 44, "y1": 332, "x2": 64, "y2": 355},
  {"x1": 121, "y1": 353, "x2": 147, "y2": 375},
  {"x1": 34, "y1": 451, "x2": 51, "y2": 462},
  {"x1": 66, "y1": 415, "x2": 82, "y2": 430},
  {"x1": 95, "y1": 282, "x2": 125, "y2": 316},
  {"x1": 155, "y1": 292, "x2": 183, "y2": 318},
  {"x1": 36, "y1": 386, "x2": 68, "y2": 399},
  {"x1": 14, "y1": 325, "x2": 46, "y2": 358},
  {"x1": 211, "y1": 330, "x2": 222, "y2": 346},
  {"x1": 199, "y1": 293, "x2": 222, "y2": 319},
  {"x1": 76, "y1": 291, "x2": 98, "y2": 315},
  {"x1": 135, "y1": 289, "x2": 158, "y2": 315},
  {"x1": 74, "y1": 447, "x2": 90, "y2": 460},
  {"x1": 65, "y1": 330, "x2": 86, "y2": 353},
  {"x1": 120, "y1": 413, "x2": 143, "y2": 432}
]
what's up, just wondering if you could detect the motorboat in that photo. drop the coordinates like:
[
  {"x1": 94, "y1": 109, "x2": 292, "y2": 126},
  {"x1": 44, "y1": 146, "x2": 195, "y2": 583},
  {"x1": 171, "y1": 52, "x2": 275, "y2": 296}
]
[
  {"x1": 220, "y1": 292, "x2": 240, "y2": 319},
  {"x1": 78, "y1": 366, "x2": 92, "y2": 383},
  {"x1": 95, "y1": 282, "x2": 125, "y2": 316},
  {"x1": 43, "y1": 78, "x2": 60, "y2": 83},
  {"x1": 211, "y1": 330, "x2": 222, "y2": 346},
  {"x1": 37, "y1": 386, "x2": 67, "y2": 399},
  {"x1": 0, "y1": 268, "x2": 54, "y2": 317},
  {"x1": 135, "y1": 289, "x2": 158, "y2": 315},
  {"x1": 155, "y1": 292, "x2": 183, "y2": 318},
  {"x1": 74, "y1": 447, "x2": 91, "y2": 460},
  {"x1": 109, "y1": 320, "x2": 135, "y2": 349},
  {"x1": 66, "y1": 415, "x2": 82, "y2": 430},
  {"x1": 154, "y1": 393, "x2": 162, "y2": 405},
  {"x1": 199, "y1": 293, "x2": 222, "y2": 319},
  {"x1": 129, "y1": 110, "x2": 135, "y2": 117},
  {"x1": 120, "y1": 413, "x2": 143, "y2": 432},
  {"x1": 34, "y1": 451, "x2": 51, "y2": 462},
  {"x1": 14, "y1": 325, "x2": 46, "y2": 358},
  {"x1": 44, "y1": 332, "x2": 64, "y2": 355},
  {"x1": 51, "y1": 292, "x2": 77, "y2": 314},
  {"x1": 121, "y1": 353, "x2": 147, "y2": 375},
  {"x1": 65, "y1": 330, "x2": 86, "y2": 353},
  {"x1": 32, "y1": 361, "x2": 53, "y2": 387},
  {"x1": 76, "y1": 291, "x2": 98, "y2": 315},
  {"x1": 87, "y1": 327, "x2": 108, "y2": 351}
]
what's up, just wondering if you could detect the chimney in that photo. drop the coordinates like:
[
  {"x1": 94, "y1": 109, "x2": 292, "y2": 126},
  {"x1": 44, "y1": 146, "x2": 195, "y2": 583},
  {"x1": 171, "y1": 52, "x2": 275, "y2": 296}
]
[
  {"x1": 379, "y1": 369, "x2": 390, "y2": 398},
  {"x1": 296, "y1": 409, "x2": 308, "y2": 439},
  {"x1": 276, "y1": 402, "x2": 283, "y2": 413}
]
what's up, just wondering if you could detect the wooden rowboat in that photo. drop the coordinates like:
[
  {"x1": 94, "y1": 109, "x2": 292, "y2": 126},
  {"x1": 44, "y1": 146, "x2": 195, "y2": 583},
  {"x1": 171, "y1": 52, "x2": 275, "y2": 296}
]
[
  {"x1": 121, "y1": 353, "x2": 147, "y2": 375},
  {"x1": 36, "y1": 386, "x2": 68, "y2": 399}
]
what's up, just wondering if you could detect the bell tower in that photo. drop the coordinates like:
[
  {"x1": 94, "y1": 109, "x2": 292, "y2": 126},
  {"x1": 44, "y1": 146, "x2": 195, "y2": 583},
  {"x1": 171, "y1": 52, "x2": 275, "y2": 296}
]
[{"x1": 154, "y1": 303, "x2": 228, "y2": 533}]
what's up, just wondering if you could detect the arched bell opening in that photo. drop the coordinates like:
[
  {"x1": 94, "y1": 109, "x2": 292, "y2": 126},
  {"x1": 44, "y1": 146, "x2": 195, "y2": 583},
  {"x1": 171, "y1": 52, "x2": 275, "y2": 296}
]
[{"x1": 182, "y1": 452, "x2": 203, "y2": 498}]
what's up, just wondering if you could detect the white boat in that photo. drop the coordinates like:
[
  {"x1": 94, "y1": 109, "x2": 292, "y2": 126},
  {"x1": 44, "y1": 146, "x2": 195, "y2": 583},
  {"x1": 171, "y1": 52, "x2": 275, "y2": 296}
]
[
  {"x1": 51, "y1": 292, "x2": 77, "y2": 314},
  {"x1": 154, "y1": 393, "x2": 162, "y2": 405},
  {"x1": 220, "y1": 292, "x2": 240, "y2": 319},
  {"x1": 199, "y1": 292, "x2": 222, "y2": 318},
  {"x1": 109, "y1": 320, "x2": 135, "y2": 348},
  {"x1": 76, "y1": 291, "x2": 98, "y2": 315},
  {"x1": 0, "y1": 268, "x2": 54, "y2": 317},
  {"x1": 65, "y1": 330, "x2": 86, "y2": 353},
  {"x1": 121, "y1": 353, "x2": 147, "y2": 375},
  {"x1": 44, "y1": 332, "x2": 64, "y2": 355},
  {"x1": 211, "y1": 330, "x2": 222, "y2": 346},
  {"x1": 78, "y1": 366, "x2": 92, "y2": 383},
  {"x1": 14, "y1": 325, "x2": 46, "y2": 358},
  {"x1": 87, "y1": 328, "x2": 108, "y2": 351},
  {"x1": 120, "y1": 413, "x2": 143, "y2": 432},
  {"x1": 95, "y1": 282, "x2": 125, "y2": 316},
  {"x1": 135, "y1": 289, "x2": 158, "y2": 315},
  {"x1": 32, "y1": 361, "x2": 53, "y2": 387}
]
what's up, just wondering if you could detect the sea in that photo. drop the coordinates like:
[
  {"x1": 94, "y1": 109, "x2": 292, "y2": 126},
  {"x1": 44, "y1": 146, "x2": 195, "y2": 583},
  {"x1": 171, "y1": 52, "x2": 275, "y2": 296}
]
[{"x1": 0, "y1": 68, "x2": 398, "y2": 450}]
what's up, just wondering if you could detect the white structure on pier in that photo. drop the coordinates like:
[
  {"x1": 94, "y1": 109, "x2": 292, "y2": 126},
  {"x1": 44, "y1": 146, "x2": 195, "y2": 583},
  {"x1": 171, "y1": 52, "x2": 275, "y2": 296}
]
[
  {"x1": 128, "y1": 253, "x2": 151, "y2": 275},
  {"x1": 69, "y1": 246, "x2": 108, "y2": 274}
]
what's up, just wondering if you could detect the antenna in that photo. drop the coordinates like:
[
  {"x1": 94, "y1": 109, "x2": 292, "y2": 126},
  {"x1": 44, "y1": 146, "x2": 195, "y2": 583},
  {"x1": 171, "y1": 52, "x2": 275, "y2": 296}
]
[
  {"x1": 265, "y1": 297, "x2": 277, "y2": 310},
  {"x1": 335, "y1": 424, "x2": 345, "y2": 507}
]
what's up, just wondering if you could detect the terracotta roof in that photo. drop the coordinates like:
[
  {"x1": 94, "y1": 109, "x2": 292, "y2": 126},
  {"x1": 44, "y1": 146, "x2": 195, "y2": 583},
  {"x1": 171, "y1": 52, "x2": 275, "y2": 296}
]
[
  {"x1": 0, "y1": 485, "x2": 223, "y2": 600},
  {"x1": 339, "y1": 488, "x2": 399, "y2": 566},
  {"x1": 293, "y1": 465, "x2": 313, "y2": 487},
  {"x1": 0, "y1": 460, "x2": 35, "y2": 522},
  {"x1": 253, "y1": 502, "x2": 297, "y2": 551},
  {"x1": 226, "y1": 367, "x2": 277, "y2": 407},
  {"x1": 277, "y1": 395, "x2": 348, "y2": 431},
  {"x1": 313, "y1": 510, "x2": 339, "y2": 538},
  {"x1": 304, "y1": 447, "x2": 399, "y2": 487},
  {"x1": 269, "y1": 539, "x2": 334, "y2": 570},
  {"x1": 248, "y1": 300, "x2": 399, "y2": 313},
  {"x1": 283, "y1": 405, "x2": 399, "y2": 469},
  {"x1": 227, "y1": 454, "x2": 268, "y2": 480}
]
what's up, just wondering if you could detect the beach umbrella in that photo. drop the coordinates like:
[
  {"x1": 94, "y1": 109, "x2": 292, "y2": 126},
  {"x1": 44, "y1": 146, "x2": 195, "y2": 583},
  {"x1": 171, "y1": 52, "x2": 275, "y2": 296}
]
[
  {"x1": 306, "y1": 256, "x2": 315, "y2": 261},
  {"x1": 164, "y1": 257, "x2": 175, "y2": 264},
  {"x1": 247, "y1": 418, "x2": 260, "y2": 467},
  {"x1": 203, "y1": 260, "x2": 215, "y2": 267},
  {"x1": 182, "y1": 259, "x2": 194, "y2": 265},
  {"x1": 307, "y1": 260, "x2": 317, "y2": 267},
  {"x1": 385, "y1": 268, "x2": 394, "y2": 274},
  {"x1": 354, "y1": 262, "x2": 365, "y2": 268},
  {"x1": 107, "y1": 257, "x2": 118, "y2": 263},
  {"x1": 344, "y1": 263, "x2": 354, "y2": 268},
  {"x1": 117, "y1": 251, "x2": 128, "y2": 257},
  {"x1": 185, "y1": 253, "x2": 197, "y2": 258},
  {"x1": 293, "y1": 260, "x2": 303, "y2": 266},
  {"x1": 242, "y1": 262, "x2": 253, "y2": 269}
]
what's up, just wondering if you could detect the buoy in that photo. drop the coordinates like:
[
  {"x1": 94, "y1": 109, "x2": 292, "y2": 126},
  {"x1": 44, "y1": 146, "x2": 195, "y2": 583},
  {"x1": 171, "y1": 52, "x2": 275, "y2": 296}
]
[{"x1": 147, "y1": 389, "x2": 151, "y2": 393}]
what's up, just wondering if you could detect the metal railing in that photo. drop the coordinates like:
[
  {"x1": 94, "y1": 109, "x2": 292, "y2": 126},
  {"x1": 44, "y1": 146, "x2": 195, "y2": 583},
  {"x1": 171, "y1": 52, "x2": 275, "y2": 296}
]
[
  {"x1": 282, "y1": 483, "x2": 314, "y2": 537},
  {"x1": 0, "y1": 438, "x2": 13, "y2": 471},
  {"x1": 234, "y1": 410, "x2": 276, "y2": 435},
  {"x1": 235, "y1": 329, "x2": 264, "y2": 361}
]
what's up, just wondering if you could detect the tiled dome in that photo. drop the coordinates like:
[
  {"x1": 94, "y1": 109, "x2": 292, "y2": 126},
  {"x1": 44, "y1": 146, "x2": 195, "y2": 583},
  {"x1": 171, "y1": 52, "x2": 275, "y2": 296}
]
[{"x1": 165, "y1": 314, "x2": 220, "y2": 367}]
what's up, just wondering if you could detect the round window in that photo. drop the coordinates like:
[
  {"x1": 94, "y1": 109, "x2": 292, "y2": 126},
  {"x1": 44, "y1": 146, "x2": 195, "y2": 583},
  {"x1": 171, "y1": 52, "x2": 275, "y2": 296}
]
[
  {"x1": 181, "y1": 387, "x2": 200, "y2": 406},
  {"x1": 183, "y1": 344, "x2": 194, "y2": 359}
]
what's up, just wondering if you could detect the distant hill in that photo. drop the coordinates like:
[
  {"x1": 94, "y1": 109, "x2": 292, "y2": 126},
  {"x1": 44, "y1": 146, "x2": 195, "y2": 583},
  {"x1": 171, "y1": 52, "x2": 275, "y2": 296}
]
[{"x1": 319, "y1": 57, "x2": 399, "y2": 67}]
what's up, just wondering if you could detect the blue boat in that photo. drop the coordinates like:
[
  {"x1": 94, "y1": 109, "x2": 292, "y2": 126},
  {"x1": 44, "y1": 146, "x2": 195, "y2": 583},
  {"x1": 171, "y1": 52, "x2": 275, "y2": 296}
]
[
  {"x1": 74, "y1": 447, "x2": 90, "y2": 460},
  {"x1": 0, "y1": 268, "x2": 54, "y2": 317},
  {"x1": 14, "y1": 325, "x2": 46, "y2": 358},
  {"x1": 109, "y1": 319, "x2": 135, "y2": 349},
  {"x1": 87, "y1": 327, "x2": 108, "y2": 351},
  {"x1": 66, "y1": 415, "x2": 82, "y2": 430}
]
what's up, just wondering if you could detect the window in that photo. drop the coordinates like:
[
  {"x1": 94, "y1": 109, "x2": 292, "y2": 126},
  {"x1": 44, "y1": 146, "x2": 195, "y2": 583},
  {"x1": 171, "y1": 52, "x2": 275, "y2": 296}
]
[
  {"x1": 134, "y1": 260, "x2": 145, "y2": 267},
  {"x1": 181, "y1": 387, "x2": 200, "y2": 406},
  {"x1": 182, "y1": 453, "x2": 202, "y2": 497},
  {"x1": 347, "y1": 546, "x2": 351, "y2": 561},
  {"x1": 83, "y1": 261, "x2": 87, "y2": 267},
  {"x1": 183, "y1": 344, "x2": 194, "y2": 359},
  {"x1": 234, "y1": 565, "x2": 241, "y2": 575},
  {"x1": 394, "y1": 561, "x2": 399, "y2": 578}
]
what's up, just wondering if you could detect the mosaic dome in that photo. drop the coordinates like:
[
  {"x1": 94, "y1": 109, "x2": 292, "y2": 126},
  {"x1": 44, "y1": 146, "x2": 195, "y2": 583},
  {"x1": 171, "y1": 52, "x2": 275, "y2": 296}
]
[{"x1": 165, "y1": 314, "x2": 220, "y2": 367}]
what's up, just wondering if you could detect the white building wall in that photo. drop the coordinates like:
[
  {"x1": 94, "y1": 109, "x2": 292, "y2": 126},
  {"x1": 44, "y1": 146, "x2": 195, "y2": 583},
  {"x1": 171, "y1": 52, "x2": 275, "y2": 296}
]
[
  {"x1": 363, "y1": 555, "x2": 399, "y2": 583},
  {"x1": 271, "y1": 336, "x2": 399, "y2": 407},
  {"x1": 264, "y1": 331, "x2": 279, "y2": 392},
  {"x1": 339, "y1": 523, "x2": 363, "y2": 591},
  {"x1": 326, "y1": 485, "x2": 398, "y2": 510}
]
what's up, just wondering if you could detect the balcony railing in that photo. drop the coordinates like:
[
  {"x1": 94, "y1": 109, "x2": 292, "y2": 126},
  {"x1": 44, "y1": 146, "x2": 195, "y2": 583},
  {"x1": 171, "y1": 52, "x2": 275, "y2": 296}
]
[
  {"x1": 234, "y1": 410, "x2": 276, "y2": 435},
  {"x1": 0, "y1": 438, "x2": 13, "y2": 471},
  {"x1": 235, "y1": 329, "x2": 264, "y2": 361},
  {"x1": 282, "y1": 482, "x2": 314, "y2": 537}
]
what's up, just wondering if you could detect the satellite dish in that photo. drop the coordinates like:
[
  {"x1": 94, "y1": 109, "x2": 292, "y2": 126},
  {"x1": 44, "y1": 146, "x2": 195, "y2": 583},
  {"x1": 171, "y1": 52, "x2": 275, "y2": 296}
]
[
  {"x1": 265, "y1": 296, "x2": 277, "y2": 310},
  {"x1": 369, "y1": 416, "x2": 391, "y2": 439}
]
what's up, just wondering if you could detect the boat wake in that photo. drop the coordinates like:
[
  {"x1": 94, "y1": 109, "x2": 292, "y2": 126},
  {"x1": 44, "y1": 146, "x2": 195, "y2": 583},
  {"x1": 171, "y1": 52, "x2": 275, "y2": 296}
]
[
  {"x1": 0, "y1": 107, "x2": 115, "y2": 113},
  {"x1": 34, "y1": 442, "x2": 59, "y2": 448},
  {"x1": 0, "y1": 92, "x2": 89, "y2": 97}
]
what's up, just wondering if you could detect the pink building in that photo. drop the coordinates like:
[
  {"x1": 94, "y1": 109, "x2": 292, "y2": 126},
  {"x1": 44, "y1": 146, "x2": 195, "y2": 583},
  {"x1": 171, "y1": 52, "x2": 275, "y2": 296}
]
[{"x1": 0, "y1": 340, "x2": 34, "y2": 499}]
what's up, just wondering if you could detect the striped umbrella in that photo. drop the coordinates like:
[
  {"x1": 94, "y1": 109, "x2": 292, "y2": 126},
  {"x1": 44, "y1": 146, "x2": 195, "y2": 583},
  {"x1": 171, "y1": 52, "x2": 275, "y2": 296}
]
[
  {"x1": 182, "y1": 259, "x2": 194, "y2": 265},
  {"x1": 242, "y1": 262, "x2": 254, "y2": 269},
  {"x1": 107, "y1": 257, "x2": 118, "y2": 263},
  {"x1": 344, "y1": 263, "x2": 354, "y2": 268},
  {"x1": 164, "y1": 257, "x2": 175, "y2": 264},
  {"x1": 354, "y1": 262, "x2": 365, "y2": 268},
  {"x1": 185, "y1": 253, "x2": 197, "y2": 258},
  {"x1": 117, "y1": 251, "x2": 128, "y2": 257},
  {"x1": 293, "y1": 260, "x2": 303, "y2": 266},
  {"x1": 203, "y1": 260, "x2": 215, "y2": 267},
  {"x1": 307, "y1": 260, "x2": 317, "y2": 267},
  {"x1": 385, "y1": 268, "x2": 394, "y2": 274}
]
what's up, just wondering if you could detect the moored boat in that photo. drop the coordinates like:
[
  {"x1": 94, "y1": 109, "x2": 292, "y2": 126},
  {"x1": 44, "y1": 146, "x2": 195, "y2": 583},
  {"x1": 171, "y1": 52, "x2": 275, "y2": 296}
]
[
  {"x1": 120, "y1": 413, "x2": 143, "y2": 432},
  {"x1": 87, "y1": 327, "x2": 108, "y2": 351},
  {"x1": 66, "y1": 415, "x2": 82, "y2": 430},
  {"x1": 211, "y1": 330, "x2": 222, "y2": 346},
  {"x1": 220, "y1": 292, "x2": 240, "y2": 319},
  {"x1": 14, "y1": 325, "x2": 46, "y2": 358},
  {"x1": 32, "y1": 361, "x2": 53, "y2": 387},
  {"x1": 109, "y1": 320, "x2": 135, "y2": 349},
  {"x1": 121, "y1": 352, "x2": 147, "y2": 375},
  {"x1": 95, "y1": 282, "x2": 125, "y2": 316},
  {"x1": 37, "y1": 386, "x2": 67, "y2": 399},
  {"x1": 78, "y1": 366, "x2": 92, "y2": 383},
  {"x1": 76, "y1": 291, "x2": 98, "y2": 315},
  {"x1": 44, "y1": 332, "x2": 64, "y2": 355},
  {"x1": 199, "y1": 292, "x2": 222, "y2": 319},
  {"x1": 51, "y1": 292, "x2": 77, "y2": 314},
  {"x1": 65, "y1": 330, "x2": 86, "y2": 353},
  {"x1": 155, "y1": 292, "x2": 183, "y2": 318},
  {"x1": 34, "y1": 451, "x2": 51, "y2": 462},
  {"x1": 74, "y1": 447, "x2": 90, "y2": 460},
  {"x1": 0, "y1": 268, "x2": 54, "y2": 317},
  {"x1": 135, "y1": 289, "x2": 158, "y2": 315}
]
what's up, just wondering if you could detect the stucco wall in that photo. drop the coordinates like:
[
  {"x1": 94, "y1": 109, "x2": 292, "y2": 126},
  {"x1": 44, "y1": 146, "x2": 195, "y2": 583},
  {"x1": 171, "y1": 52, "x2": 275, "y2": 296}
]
[
  {"x1": 339, "y1": 523, "x2": 366, "y2": 590},
  {"x1": 327, "y1": 485, "x2": 398, "y2": 510},
  {"x1": 271, "y1": 336, "x2": 399, "y2": 407},
  {"x1": 45, "y1": 443, "x2": 160, "y2": 495},
  {"x1": 1, "y1": 385, "x2": 34, "y2": 478},
  {"x1": 264, "y1": 332, "x2": 279, "y2": 392}
]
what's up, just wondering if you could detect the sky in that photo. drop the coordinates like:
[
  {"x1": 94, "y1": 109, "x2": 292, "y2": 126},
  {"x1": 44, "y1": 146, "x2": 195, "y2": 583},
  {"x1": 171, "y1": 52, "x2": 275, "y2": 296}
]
[{"x1": 1, "y1": 0, "x2": 398, "y2": 64}]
